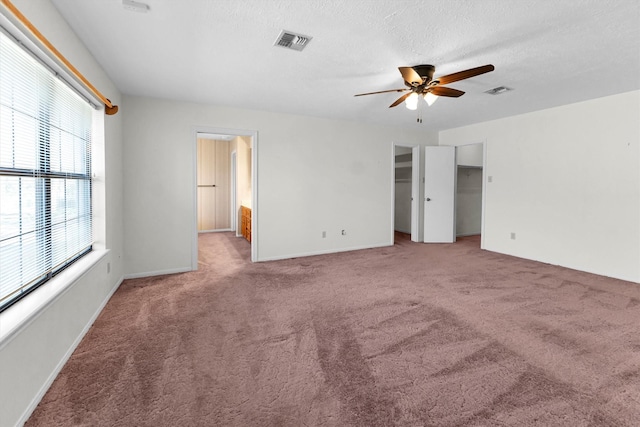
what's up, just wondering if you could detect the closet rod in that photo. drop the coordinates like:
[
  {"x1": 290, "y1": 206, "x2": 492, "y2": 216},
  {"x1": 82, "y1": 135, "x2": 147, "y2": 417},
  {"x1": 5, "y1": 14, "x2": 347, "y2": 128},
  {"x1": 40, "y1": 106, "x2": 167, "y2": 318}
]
[{"x1": 0, "y1": 0, "x2": 118, "y2": 115}]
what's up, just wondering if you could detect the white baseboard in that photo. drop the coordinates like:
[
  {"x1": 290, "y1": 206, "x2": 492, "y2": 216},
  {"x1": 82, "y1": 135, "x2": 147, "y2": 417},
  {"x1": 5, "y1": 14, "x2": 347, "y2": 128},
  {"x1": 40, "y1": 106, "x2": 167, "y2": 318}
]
[
  {"x1": 198, "y1": 228, "x2": 233, "y2": 233},
  {"x1": 123, "y1": 267, "x2": 192, "y2": 280},
  {"x1": 257, "y1": 242, "x2": 392, "y2": 262}
]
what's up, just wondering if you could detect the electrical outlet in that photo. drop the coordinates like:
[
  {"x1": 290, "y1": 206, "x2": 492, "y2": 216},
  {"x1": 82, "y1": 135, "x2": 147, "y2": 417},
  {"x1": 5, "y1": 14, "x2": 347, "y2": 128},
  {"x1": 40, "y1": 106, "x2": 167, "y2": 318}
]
[
  {"x1": 341, "y1": 229, "x2": 346, "y2": 236},
  {"x1": 322, "y1": 231, "x2": 326, "y2": 238},
  {"x1": 488, "y1": 176, "x2": 493, "y2": 183},
  {"x1": 510, "y1": 232, "x2": 516, "y2": 240}
]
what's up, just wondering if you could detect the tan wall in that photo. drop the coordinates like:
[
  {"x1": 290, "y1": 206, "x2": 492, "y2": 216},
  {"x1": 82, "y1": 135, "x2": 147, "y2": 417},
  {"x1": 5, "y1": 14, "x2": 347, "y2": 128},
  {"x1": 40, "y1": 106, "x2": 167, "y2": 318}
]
[
  {"x1": 197, "y1": 138, "x2": 230, "y2": 231},
  {"x1": 235, "y1": 136, "x2": 252, "y2": 232}
]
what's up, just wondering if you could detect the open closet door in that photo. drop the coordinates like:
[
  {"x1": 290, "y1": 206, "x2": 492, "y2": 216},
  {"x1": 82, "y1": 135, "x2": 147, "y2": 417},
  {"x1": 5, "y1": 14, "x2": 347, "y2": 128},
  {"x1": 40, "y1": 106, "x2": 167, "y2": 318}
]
[{"x1": 424, "y1": 146, "x2": 456, "y2": 243}]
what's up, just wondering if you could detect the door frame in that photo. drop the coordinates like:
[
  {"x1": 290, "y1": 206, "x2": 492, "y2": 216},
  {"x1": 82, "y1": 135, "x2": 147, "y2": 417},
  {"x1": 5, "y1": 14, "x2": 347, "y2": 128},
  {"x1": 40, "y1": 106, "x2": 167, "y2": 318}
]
[
  {"x1": 391, "y1": 143, "x2": 420, "y2": 242},
  {"x1": 191, "y1": 126, "x2": 258, "y2": 267}
]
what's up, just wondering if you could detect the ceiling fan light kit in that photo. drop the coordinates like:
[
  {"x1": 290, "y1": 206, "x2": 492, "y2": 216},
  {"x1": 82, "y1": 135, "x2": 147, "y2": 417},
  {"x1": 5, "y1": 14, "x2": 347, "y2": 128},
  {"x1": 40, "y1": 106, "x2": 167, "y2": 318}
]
[
  {"x1": 405, "y1": 93, "x2": 419, "y2": 110},
  {"x1": 406, "y1": 92, "x2": 438, "y2": 110},
  {"x1": 424, "y1": 92, "x2": 438, "y2": 106},
  {"x1": 355, "y1": 63, "x2": 495, "y2": 121}
]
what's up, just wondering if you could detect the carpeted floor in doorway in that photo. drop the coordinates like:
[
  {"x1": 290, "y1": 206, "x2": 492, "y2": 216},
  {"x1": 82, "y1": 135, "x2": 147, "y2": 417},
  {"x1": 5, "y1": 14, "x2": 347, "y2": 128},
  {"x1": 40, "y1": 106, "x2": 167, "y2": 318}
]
[{"x1": 26, "y1": 232, "x2": 640, "y2": 426}]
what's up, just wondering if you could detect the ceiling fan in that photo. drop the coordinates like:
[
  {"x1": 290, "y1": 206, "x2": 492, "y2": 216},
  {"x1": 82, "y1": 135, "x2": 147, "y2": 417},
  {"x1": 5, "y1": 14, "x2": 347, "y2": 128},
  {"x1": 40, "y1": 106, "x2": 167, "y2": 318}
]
[{"x1": 354, "y1": 64, "x2": 495, "y2": 109}]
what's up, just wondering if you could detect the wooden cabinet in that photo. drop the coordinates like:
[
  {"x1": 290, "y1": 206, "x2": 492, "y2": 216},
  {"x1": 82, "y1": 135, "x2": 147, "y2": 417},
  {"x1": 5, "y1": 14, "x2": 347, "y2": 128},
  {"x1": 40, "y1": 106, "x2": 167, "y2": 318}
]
[{"x1": 241, "y1": 206, "x2": 251, "y2": 242}]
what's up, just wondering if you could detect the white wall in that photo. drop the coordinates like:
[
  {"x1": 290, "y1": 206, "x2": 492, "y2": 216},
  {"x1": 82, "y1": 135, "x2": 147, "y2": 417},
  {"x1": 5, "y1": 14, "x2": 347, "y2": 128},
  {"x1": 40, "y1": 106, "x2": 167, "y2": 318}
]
[
  {"x1": 441, "y1": 91, "x2": 640, "y2": 283},
  {"x1": 123, "y1": 95, "x2": 437, "y2": 274},
  {"x1": 456, "y1": 143, "x2": 483, "y2": 167},
  {"x1": 0, "y1": 2, "x2": 124, "y2": 426}
]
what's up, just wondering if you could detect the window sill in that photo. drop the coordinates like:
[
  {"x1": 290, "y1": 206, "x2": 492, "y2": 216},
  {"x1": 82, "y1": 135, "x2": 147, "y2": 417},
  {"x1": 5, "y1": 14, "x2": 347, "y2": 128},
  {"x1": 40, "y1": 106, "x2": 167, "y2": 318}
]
[{"x1": 0, "y1": 249, "x2": 109, "y2": 347}]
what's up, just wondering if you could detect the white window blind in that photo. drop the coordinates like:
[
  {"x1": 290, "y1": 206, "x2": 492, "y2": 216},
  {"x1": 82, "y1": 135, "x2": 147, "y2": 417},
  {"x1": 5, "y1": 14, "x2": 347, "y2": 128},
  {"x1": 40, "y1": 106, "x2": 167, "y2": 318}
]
[{"x1": 0, "y1": 29, "x2": 93, "y2": 311}]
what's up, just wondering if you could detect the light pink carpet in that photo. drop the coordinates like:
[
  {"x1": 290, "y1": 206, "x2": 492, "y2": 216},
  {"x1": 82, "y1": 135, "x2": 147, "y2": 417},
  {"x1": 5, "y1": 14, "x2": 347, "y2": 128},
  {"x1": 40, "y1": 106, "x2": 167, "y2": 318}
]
[{"x1": 27, "y1": 232, "x2": 640, "y2": 426}]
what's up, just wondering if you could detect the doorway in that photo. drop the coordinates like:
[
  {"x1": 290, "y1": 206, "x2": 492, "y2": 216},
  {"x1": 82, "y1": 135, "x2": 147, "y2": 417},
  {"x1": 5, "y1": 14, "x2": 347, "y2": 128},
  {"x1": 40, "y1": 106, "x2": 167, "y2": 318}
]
[
  {"x1": 392, "y1": 144, "x2": 420, "y2": 243},
  {"x1": 422, "y1": 143, "x2": 486, "y2": 247},
  {"x1": 192, "y1": 127, "x2": 258, "y2": 267},
  {"x1": 455, "y1": 142, "x2": 485, "y2": 248},
  {"x1": 196, "y1": 135, "x2": 232, "y2": 233}
]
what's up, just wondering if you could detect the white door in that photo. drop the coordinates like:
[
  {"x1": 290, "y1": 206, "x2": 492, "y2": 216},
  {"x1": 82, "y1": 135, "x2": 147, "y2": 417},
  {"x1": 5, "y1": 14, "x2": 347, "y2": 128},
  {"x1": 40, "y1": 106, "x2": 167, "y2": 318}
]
[{"x1": 424, "y1": 146, "x2": 456, "y2": 242}]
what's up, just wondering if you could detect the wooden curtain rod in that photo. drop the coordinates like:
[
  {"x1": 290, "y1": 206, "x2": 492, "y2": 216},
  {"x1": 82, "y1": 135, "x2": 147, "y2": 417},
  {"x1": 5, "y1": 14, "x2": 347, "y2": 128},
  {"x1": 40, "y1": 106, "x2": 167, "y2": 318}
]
[{"x1": 1, "y1": 0, "x2": 118, "y2": 115}]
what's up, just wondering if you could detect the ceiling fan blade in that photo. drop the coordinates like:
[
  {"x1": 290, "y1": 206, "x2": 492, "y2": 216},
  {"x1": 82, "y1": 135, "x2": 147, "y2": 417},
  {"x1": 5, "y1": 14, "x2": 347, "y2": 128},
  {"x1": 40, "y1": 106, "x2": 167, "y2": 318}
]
[
  {"x1": 389, "y1": 92, "x2": 413, "y2": 108},
  {"x1": 399, "y1": 67, "x2": 423, "y2": 86},
  {"x1": 430, "y1": 86, "x2": 465, "y2": 97},
  {"x1": 436, "y1": 64, "x2": 495, "y2": 85},
  {"x1": 354, "y1": 88, "x2": 408, "y2": 97}
]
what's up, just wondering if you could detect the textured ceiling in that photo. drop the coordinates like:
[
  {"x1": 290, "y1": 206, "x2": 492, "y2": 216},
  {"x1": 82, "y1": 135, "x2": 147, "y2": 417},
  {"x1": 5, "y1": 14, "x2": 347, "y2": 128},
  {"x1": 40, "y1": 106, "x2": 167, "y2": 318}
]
[{"x1": 50, "y1": 0, "x2": 640, "y2": 131}]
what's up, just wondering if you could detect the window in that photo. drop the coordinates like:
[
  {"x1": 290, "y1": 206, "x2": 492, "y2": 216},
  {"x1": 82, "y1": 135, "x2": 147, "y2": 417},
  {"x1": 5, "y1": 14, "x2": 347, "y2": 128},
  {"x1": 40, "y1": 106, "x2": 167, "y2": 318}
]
[{"x1": 0, "y1": 29, "x2": 93, "y2": 312}]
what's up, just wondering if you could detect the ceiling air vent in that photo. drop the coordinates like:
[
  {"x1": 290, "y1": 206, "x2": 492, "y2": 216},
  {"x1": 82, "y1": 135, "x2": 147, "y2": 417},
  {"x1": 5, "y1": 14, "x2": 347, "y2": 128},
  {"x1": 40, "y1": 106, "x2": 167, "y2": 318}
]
[
  {"x1": 274, "y1": 30, "x2": 312, "y2": 52},
  {"x1": 485, "y1": 86, "x2": 513, "y2": 95}
]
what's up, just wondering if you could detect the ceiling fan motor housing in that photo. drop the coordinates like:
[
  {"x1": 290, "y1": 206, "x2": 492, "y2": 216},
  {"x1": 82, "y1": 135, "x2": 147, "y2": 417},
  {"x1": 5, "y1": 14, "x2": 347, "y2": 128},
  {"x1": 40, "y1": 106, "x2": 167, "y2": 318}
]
[{"x1": 413, "y1": 64, "x2": 435, "y2": 83}]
